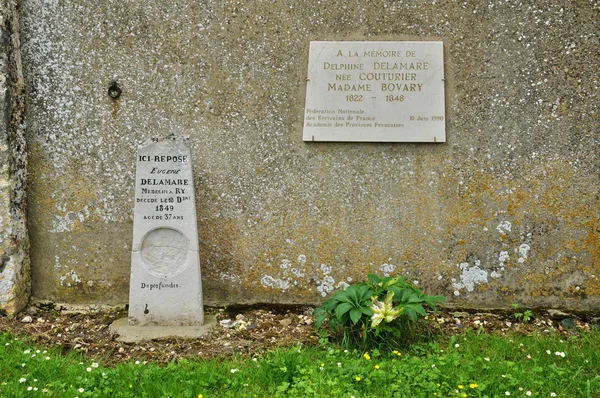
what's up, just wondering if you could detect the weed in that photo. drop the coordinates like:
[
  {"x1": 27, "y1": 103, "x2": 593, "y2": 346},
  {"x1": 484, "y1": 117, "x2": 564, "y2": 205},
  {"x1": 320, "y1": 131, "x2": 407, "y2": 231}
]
[{"x1": 511, "y1": 304, "x2": 534, "y2": 323}]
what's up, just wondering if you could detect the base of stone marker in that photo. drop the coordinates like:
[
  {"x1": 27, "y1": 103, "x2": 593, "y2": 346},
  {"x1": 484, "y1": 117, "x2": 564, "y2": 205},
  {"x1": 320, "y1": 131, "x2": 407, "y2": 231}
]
[{"x1": 109, "y1": 315, "x2": 217, "y2": 343}]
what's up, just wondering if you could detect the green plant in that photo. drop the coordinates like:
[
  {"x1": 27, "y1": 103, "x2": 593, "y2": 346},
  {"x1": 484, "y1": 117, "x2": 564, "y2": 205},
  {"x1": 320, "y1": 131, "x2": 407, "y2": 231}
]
[
  {"x1": 312, "y1": 274, "x2": 446, "y2": 347},
  {"x1": 511, "y1": 304, "x2": 534, "y2": 323}
]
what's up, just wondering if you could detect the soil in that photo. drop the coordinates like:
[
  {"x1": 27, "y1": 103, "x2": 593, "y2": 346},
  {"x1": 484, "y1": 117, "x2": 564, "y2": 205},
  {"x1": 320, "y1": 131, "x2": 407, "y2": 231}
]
[{"x1": 0, "y1": 301, "x2": 596, "y2": 366}]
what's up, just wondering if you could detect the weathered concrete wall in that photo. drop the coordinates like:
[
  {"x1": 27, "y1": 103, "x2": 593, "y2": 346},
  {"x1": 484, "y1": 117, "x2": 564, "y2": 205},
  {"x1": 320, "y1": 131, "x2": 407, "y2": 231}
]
[
  {"x1": 19, "y1": 1, "x2": 599, "y2": 310},
  {"x1": 0, "y1": 0, "x2": 29, "y2": 314}
]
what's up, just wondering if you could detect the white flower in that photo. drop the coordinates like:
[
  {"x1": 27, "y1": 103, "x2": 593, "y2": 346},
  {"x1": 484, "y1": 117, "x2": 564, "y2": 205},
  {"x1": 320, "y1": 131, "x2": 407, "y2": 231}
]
[
  {"x1": 27, "y1": 386, "x2": 33, "y2": 391},
  {"x1": 550, "y1": 393, "x2": 556, "y2": 397},
  {"x1": 91, "y1": 362, "x2": 99, "y2": 368},
  {"x1": 42, "y1": 388, "x2": 48, "y2": 393},
  {"x1": 554, "y1": 351, "x2": 565, "y2": 357},
  {"x1": 505, "y1": 392, "x2": 511, "y2": 396},
  {"x1": 337, "y1": 362, "x2": 342, "y2": 367},
  {"x1": 527, "y1": 354, "x2": 531, "y2": 359},
  {"x1": 4, "y1": 343, "x2": 9, "y2": 346},
  {"x1": 371, "y1": 292, "x2": 403, "y2": 327},
  {"x1": 546, "y1": 350, "x2": 551, "y2": 355},
  {"x1": 86, "y1": 367, "x2": 92, "y2": 372},
  {"x1": 19, "y1": 378, "x2": 26, "y2": 383},
  {"x1": 455, "y1": 344, "x2": 460, "y2": 348},
  {"x1": 23, "y1": 349, "x2": 30, "y2": 354},
  {"x1": 484, "y1": 357, "x2": 490, "y2": 361},
  {"x1": 252, "y1": 358, "x2": 258, "y2": 362},
  {"x1": 230, "y1": 368, "x2": 239, "y2": 373},
  {"x1": 135, "y1": 360, "x2": 140, "y2": 365},
  {"x1": 45, "y1": 356, "x2": 50, "y2": 360},
  {"x1": 78, "y1": 388, "x2": 85, "y2": 393},
  {"x1": 526, "y1": 392, "x2": 532, "y2": 396}
]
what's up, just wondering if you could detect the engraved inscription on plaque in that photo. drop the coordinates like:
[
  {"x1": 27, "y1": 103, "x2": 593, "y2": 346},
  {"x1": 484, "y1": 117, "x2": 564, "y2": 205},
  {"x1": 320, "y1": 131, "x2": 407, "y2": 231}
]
[{"x1": 303, "y1": 41, "x2": 446, "y2": 143}]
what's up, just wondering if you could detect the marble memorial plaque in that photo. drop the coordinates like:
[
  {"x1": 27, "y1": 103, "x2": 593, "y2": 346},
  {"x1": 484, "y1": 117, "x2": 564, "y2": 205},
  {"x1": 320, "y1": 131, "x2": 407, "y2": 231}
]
[
  {"x1": 129, "y1": 138, "x2": 204, "y2": 326},
  {"x1": 303, "y1": 41, "x2": 446, "y2": 142}
]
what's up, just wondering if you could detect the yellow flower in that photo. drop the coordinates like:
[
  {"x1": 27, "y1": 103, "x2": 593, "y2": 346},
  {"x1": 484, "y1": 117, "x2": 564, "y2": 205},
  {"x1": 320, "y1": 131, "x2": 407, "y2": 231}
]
[
  {"x1": 374, "y1": 364, "x2": 380, "y2": 369},
  {"x1": 320, "y1": 363, "x2": 324, "y2": 367},
  {"x1": 470, "y1": 383, "x2": 478, "y2": 389},
  {"x1": 437, "y1": 383, "x2": 441, "y2": 387},
  {"x1": 355, "y1": 376, "x2": 361, "y2": 381},
  {"x1": 392, "y1": 350, "x2": 402, "y2": 356},
  {"x1": 198, "y1": 395, "x2": 203, "y2": 398},
  {"x1": 363, "y1": 353, "x2": 371, "y2": 360},
  {"x1": 458, "y1": 385, "x2": 464, "y2": 389},
  {"x1": 462, "y1": 394, "x2": 467, "y2": 398},
  {"x1": 371, "y1": 292, "x2": 403, "y2": 327},
  {"x1": 129, "y1": 384, "x2": 133, "y2": 389}
]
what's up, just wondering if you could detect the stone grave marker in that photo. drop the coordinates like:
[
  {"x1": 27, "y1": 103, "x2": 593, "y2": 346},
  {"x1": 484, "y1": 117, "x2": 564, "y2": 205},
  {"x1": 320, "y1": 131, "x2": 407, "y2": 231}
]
[{"x1": 128, "y1": 138, "x2": 204, "y2": 326}]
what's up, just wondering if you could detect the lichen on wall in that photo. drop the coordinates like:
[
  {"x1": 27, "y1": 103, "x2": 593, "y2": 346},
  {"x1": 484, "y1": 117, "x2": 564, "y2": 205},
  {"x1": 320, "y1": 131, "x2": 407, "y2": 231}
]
[
  {"x1": 0, "y1": 0, "x2": 29, "y2": 314},
  {"x1": 18, "y1": 0, "x2": 600, "y2": 311}
]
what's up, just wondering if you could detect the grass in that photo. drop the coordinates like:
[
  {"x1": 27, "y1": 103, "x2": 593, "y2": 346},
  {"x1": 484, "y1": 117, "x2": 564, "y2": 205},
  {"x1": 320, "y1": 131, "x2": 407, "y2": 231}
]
[{"x1": 1, "y1": 328, "x2": 600, "y2": 397}]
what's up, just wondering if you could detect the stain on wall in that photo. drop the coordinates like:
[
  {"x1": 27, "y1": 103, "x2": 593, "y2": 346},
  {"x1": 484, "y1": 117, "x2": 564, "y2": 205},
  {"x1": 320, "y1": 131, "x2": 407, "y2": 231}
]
[{"x1": 18, "y1": 0, "x2": 600, "y2": 311}]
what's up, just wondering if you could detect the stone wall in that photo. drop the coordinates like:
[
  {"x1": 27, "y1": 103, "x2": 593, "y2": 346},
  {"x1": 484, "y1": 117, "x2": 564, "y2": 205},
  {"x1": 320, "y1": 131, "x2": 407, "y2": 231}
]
[
  {"x1": 0, "y1": 0, "x2": 28, "y2": 314},
  {"x1": 15, "y1": 1, "x2": 600, "y2": 311}
]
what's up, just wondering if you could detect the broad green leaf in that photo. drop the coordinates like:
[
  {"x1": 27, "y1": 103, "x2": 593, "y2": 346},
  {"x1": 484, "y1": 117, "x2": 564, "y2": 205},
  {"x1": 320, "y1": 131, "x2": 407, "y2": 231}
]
[
  {"x1": 315, "y1": 313, "x2": 329, "y2": 329},
  {"x1": 339, "y1": 311, "x2": 351, "y2": 326},
  {"x1": 426, "y1": 295, "x2": 447, "y2": 303},
  {"x1": 408, "y1": 295, "x2": 425, "y2": 303},
  {"x1": 388, "y1": 285, "x2": 402, "y2": 299},
  {"x1": 335, "y1": 302, "x2": 353, "y2": 320},
  {"x1": 359, "y1": 306, "x2": 373, "y2": 316},
  {"x1": 347, "y1": 285, "x2": 360, "y2": 303},
  {"x1": 312, "y1": 307, "x2": 326, "y2": 317},
  {"x1": 398, "y1": 288, "x2": 414, "y2": 303},
  {"x1": 404, "y1": 303, "x2": 426, "y2": 316},
  {"x1": 367, "y1": 274, "x2": 380, "y2": 285},
  {"x1": 331, "y1": 290, "x2": 350, "y2": 303},
  {"x1": 404, "y1": 308, "x2": 418, "y2": 322},
  {"x1": 357, "y1": 284, "x2": 372, "y2": 300},
  {"x1": 349, "y1": 308, "x2": 363, "y2": 325},
  {"x1": 324, "y1": 299, "x2": 339, "y2": 312},
  {"x1": 329, "y1": 317, "x2": 339, "y2": 331}
]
